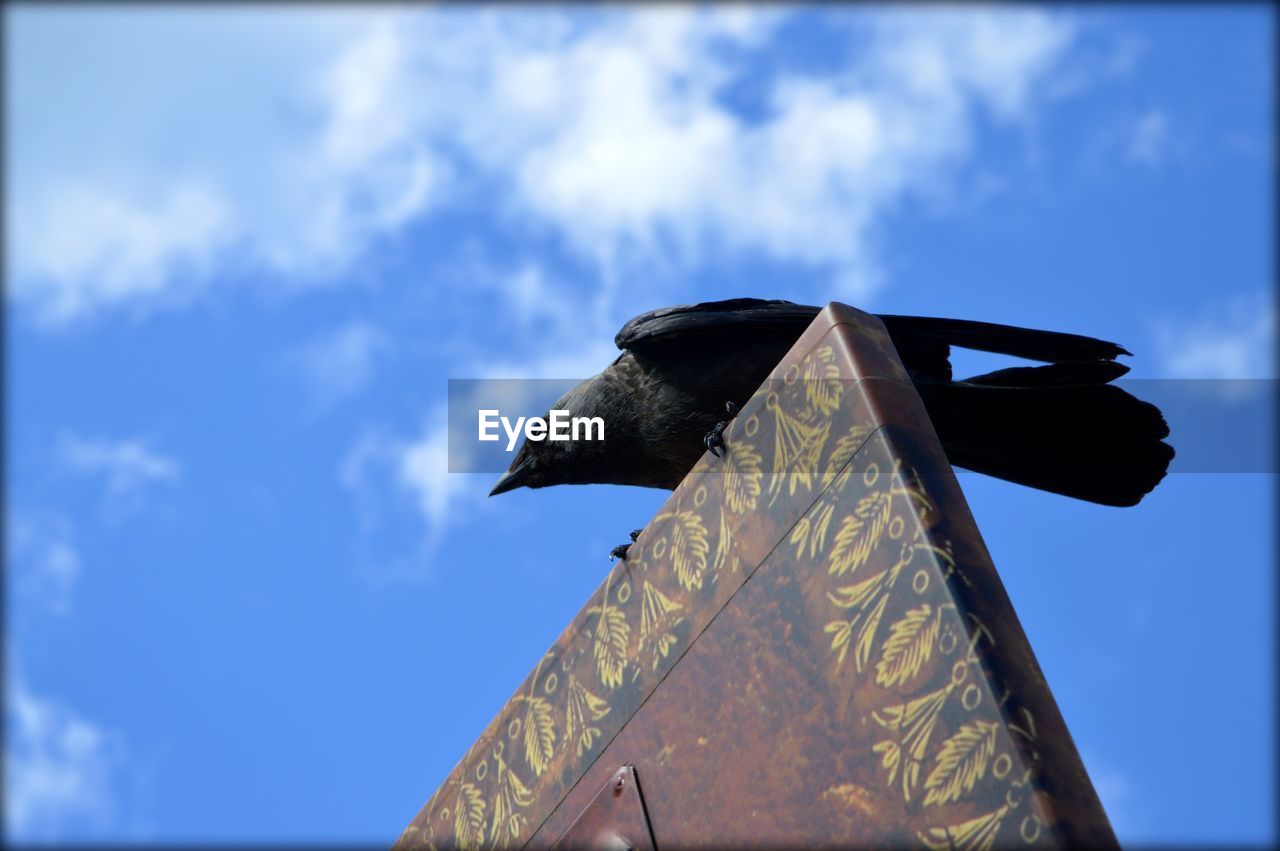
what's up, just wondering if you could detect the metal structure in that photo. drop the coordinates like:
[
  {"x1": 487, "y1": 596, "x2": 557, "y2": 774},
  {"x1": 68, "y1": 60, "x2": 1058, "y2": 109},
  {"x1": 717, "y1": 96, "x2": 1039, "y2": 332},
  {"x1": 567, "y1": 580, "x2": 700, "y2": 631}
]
[{"x1": 395, "y1": 304, "x2": 1117, "y2": 850}]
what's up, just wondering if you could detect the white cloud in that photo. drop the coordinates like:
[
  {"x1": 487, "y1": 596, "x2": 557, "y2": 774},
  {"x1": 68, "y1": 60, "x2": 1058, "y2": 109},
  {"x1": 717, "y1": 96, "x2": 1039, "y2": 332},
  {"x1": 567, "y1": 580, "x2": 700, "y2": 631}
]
[
  {"x1": 1157, "y1": 293, "x2": 1276, "y2": 379},
  {"x1": 54, "y1": 434, "x2": 182, "y2": 523},
  {"x1": 453, "y1": 7, "x2": 1075, "y2": 292},
  {"x1": 340, "y1": 413, "x2": 481, "y2": 553},
  {"x1": 340, "y1": 316, "x2": 625, "y2": 571},
  {"x1": 9, "y1": 6, "x2": 1079, "y2": 324},
  {"x1": 473, "y1": 261, "x2": 621, "y2": 377},
  {"x1": 271, "y1": 15, "x2": 443, "y2": 275},
  {"x1": 493, "y1": 264, "x2": 582, "y2": 340},
  {"x1": 1127, "y1": 109, "x2": 1170, "y2": 167},
  {"x1": 286, "y1": 321, "x2": 390, "y2": 408},
  {"x1": 4, "y1": 673, "x2": 128, "y2": 842},
  {"x1": 12, "y1": 180, "x2": 232, "y2": 323},
  {"x1": 6, "y1": 514, "x2": 82, "y2": 616},
  {"x1": 7, "y1": 8, "x2": 441, "y2": 324},
  {"x1": 56, "y1": 434, "x2": 181, "y2": 502},
  {"x1": 396, "y1": 419, "x2": 472, "y2": 543},
  {"x1": 865, "y1": 9, "x2": 1075, "y2": 119},
  {"x1": 344, "y1": 414, "x2": 465, "y2": 548}
]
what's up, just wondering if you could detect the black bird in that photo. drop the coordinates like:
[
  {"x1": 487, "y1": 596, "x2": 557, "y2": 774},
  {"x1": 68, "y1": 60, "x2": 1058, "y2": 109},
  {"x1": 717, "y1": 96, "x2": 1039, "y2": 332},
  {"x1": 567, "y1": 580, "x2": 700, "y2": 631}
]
[{"x1": 489, "y1": 299, "x2": 1173, "y2": 554}]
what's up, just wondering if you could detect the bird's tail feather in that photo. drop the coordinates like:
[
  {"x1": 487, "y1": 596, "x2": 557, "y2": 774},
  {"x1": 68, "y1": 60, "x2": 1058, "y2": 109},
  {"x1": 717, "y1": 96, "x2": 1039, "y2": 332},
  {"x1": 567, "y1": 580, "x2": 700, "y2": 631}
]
[
  {"x1": 880, "y1": 315, "x2": 1131, "y2": 363},
  {"x1": 919, "y1": 373, "x2": 1174, "y2": 506},
  {"x1": 962, "y1": 359, "x2": 1131, "y2": 387}
]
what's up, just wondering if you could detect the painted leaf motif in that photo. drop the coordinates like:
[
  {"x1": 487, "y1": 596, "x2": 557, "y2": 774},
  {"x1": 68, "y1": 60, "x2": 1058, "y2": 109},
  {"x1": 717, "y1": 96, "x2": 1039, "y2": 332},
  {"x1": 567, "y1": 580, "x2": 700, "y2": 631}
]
[
  {"x1": 923, "y1": 720, "x2": 1000, "y2": 807},
  {"x1": 791, "y1": 502, "x2": 836, "y2": 560},
  {"x1": 791, "y1": 516, "x2": 812, "y2": 557},
  {"x1": 1009, "y1": 706, "x2": 1038, "y2": 743},
  {"x1": 488, "y1": 754, "x2": 534, "y2": 845},
  {"x1": 829, "y1": 490, "x2": 893, "y2": 576},
  {"x1": 872, "y1": 684, "x2": 950, "y2": 763},
  {"x1": 824, "y1": 619, "x2": 853, "y2": 666},
  {"x1": 712, "y1": 507, "x2": 736, "y2": 575},
  {"x1": 669, "y1": 511, "x2": 709, "y2": 591},
  {"x1": 519, "y1": 695, "x2": 555, "y2": 777},
  {"x1": 802, "y1": 348, "x2": 844, "y2": 416},
  {"x1": 564, "y1": 675, "x2": 610, "y2": 759},
  {"x1": 918, "y1": 803, "x2": 1009, "y2": 851},
  {"x1": 823, "y1": 427, "x2": 871, "y2": 488},
  {"x1": 591, "y1": 604, "x2": 630, "y2": 689},
  {"x1": 827, "y1": 568, "x2": 887, "y2": 610},
  {"x1": 855, "y1": 590, "x2": 890, "y2": 673},
  {"x1": 768, "y1": 404, "x2": 831, "y2": 502},
  {"x1": 873, "y1": 739, "x2": 900, "y2": 784},
  {"x1": 871, "y1": 685, "x2": 952, "y2": 803},
  {"x1": 898, "y1": 759, "x2": 921, "y2": 804},
  {"x1": 724, "y1": 442, "x2": 763, "y2": 514},
  {"x1": 453, "y1": 782, "x2": 486, "y2": 851},
  {"x1": 875, "y1": 604, "x2": 939, "y2": 688},
  {"x1": 638, "y1": 580, "x2": 684, "y2": 669}
]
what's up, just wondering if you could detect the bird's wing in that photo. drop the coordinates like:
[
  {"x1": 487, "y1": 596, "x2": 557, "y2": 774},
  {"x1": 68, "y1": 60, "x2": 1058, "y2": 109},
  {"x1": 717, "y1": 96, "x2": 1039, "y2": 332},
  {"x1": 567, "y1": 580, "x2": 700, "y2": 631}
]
[
  {"x1": 614, "y1": 298, "x2": 821, "y2": 354},
  {"x1": 615, "y1": 299, "x2": 1132, "y2": 381},
  {"x1": 614, "y1": 298, "x2": 955, "y2": 380}
]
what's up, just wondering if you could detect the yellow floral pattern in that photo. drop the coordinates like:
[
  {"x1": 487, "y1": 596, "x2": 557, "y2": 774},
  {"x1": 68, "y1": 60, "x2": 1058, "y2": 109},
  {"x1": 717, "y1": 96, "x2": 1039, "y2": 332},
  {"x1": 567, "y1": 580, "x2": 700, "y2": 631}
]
[
  {"x1": 808, "y1": 444, "x2": 1055, "y2": 848},
  {"x1": 395, "y1": 327, "x2": 1082, "y2": 850}
]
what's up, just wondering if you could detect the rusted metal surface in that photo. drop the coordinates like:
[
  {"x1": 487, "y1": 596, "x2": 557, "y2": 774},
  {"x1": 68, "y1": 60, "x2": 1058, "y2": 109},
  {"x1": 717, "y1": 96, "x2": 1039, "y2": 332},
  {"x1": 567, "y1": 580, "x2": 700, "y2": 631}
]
[
  {"x1": 395, "y1": 303, "x2": 1117, "y2": 851},
  {"x1": 548, "y1": 765, "x2": 655, "y2": 851}
]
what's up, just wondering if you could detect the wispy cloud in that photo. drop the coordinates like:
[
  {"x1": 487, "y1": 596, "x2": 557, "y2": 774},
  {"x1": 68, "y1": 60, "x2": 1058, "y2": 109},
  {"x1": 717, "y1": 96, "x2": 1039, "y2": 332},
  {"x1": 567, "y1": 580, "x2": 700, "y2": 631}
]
[
  {"x1": 1127, "y1": 108, "x2": 1170, "y2": 167},
  {"x1": 338, "y1": 257, "x2": 625, "y2": 574},
  {"x1": 4, "y1": 672, "x2": 129, "y2": 843},
  {"x1": 56, "y1": 434, "x2": 181, "y2": 505},
  {"x1": 340, "y1": 316, "x2": 629, "y2": 574},
  {"x1": 1157, "y1": 293, "x2": 1276, "y2": 379},
  {"x1": 339, "y1": 412, "x2": 490, "y2": 580},
  {"x1": 13, "y1": 180, "x2": 232, "y2": 324},
  {"x1": 434, "y1": 7, "x2": 1076, "y2": 296},
  {"x1": 493, "y1": 265, "x2": 583, "y2": 342},
  {"x1": 285, "y1": 321, "x2": 391, "y2": 409},
  {"x1": 6, "y1": 514, "x2": 82, "y2": 616},
  {"x1": 9, "y1": 6, "x2": 1079, "y2": 324},
  {"x1": 7, "y1": 8, "x2": 440, "y2": 324},
  {"x1": 396, "y1": 418, "x2": 475, "y2": 547}
]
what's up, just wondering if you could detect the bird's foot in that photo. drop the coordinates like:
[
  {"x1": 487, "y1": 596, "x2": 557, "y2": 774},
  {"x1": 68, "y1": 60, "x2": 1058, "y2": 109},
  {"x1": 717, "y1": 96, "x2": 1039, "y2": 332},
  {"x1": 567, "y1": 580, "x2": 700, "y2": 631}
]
[
  {"x1": 703, "y1": 401, "x2": 740, "y2": 458},
  {"x1": 610, "y1": 529, "x2": 644, "y2": 561}
]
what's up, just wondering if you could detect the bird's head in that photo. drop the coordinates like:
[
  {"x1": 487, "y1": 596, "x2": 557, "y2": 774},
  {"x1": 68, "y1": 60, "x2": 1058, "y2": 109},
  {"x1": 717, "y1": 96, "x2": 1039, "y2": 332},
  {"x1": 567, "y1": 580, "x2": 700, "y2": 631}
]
[
  {"x1": 488, "y1": 436, "x2": 555, "y2": 495},
  {"x1": 487, "y1": 381, "x2": 616, "y2": 496}
]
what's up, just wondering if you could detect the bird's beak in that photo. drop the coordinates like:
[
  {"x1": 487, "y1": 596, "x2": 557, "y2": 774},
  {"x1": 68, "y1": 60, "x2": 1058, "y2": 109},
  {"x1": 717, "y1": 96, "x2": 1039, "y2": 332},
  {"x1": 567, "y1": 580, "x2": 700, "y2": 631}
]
[{"x1": 489, "y1": 457, "x2": 533, "y2": 496}]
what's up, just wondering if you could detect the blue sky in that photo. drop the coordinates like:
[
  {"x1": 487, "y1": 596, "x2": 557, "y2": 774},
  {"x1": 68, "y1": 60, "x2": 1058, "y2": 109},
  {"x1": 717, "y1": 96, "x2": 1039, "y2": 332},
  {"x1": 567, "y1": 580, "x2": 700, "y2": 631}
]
[{"x1": 4, "y1": 4, "x2": 1274, "y2": 845}]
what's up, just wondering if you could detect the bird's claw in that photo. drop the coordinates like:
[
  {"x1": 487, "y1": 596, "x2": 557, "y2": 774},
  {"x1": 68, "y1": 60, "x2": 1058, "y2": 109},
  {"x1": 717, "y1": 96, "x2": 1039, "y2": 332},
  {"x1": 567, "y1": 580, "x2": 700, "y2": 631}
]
[
  {"x1": 610, "y1": 529, "x2": 644, "y2": 561},
  {"x1": 704, "y1": 426, "x2": 726, "y2": 458},
  {"x1": 704, "y1": 402, "x2": 739, "y2": 458},
  {"x1": 706, "y1": 399, "x2": 747, "y2": 458}
]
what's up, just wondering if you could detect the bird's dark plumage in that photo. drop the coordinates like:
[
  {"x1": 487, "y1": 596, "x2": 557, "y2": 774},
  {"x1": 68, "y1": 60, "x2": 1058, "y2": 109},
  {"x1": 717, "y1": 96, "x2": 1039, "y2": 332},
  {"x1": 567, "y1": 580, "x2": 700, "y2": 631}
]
[{"x1": 491, "y1": 298, "x2": 1173, "y2": 507}]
